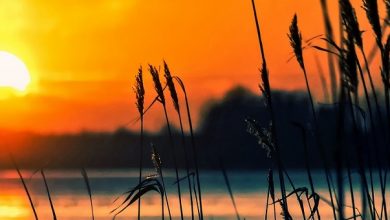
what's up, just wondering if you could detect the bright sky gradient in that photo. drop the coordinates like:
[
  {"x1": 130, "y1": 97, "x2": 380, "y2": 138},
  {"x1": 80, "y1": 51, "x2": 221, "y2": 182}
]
[{"x1": 0, "y1": 0, "x2": 387, "y2": 133}]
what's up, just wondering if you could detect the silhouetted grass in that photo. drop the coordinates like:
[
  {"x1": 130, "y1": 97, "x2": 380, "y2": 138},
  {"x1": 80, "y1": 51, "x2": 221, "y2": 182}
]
[
  {"x1": 41, "y1": 169, "x2": 57, "y2": 220},
  {"x1": 81, "y1": 168, "x2": 95, "y2": 220},
  {"x1": 14, "y1": 1, "x2": 390, "y2": 220},
  {"x1": 151, "y1": 143, "x2": 172, "y2": 220},
  {"x1": 11, "y1": 156, "x2": 38, "y2": 220},
  {"x1": 134, "y1": 66, "x2": 145, "y2": 220},
  {"x1": 164, "y1": 61, "x2": 195, "y2": 220},
  {"x1": 219, "y1": 159, "x2": 241, "y2": 220},
  {"x1": 319, "y1": 0, "x2": 338, "y2": 102},
  {"x1": 251, "y1": 0, "x2": 291, "y2": 218},
  {"x1": 173, "y1": 76, "x2": 204, "y2": 219},
  {"x1": 292, "y1": 121, "x2": 320, "y2": 219},
  {"x1": 149, "y1": 64, "x2": 184, "y2": 220},
  {"x1": 112, "y1": 143, "x2": 169, "y2": 220},
  {"x1": 289, "y1": 13, "x2": 337, "y2": 219}
]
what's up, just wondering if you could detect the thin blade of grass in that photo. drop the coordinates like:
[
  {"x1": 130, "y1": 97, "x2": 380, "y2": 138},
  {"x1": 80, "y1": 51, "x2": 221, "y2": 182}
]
[
  {"x1": 41, "y1": 170, "x2": 57, "y2": 220},
  {"x1": 11, "y1": 155, "x2": 38, "y2": 220},
  {"x1": 220, "y1": 159, "x2": 240, "y2": 220},
  {"x1": 172, "y1": 76, "x2": 204, "y2": 219},
  {"x1": 81, "y1": 168, "x2": 94, "y2": 220}
]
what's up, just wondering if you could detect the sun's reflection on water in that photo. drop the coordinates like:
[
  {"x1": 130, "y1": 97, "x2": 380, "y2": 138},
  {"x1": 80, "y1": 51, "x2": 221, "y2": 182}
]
[{"x1": 0, "y1": 193, "x2": 31, "y2": 220}]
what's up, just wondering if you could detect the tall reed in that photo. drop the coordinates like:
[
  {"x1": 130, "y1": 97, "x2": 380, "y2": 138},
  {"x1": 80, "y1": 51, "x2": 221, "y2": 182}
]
[
  {"x1": 111, "y1": 144, "x2": 168, "y2": 220},
  {"x1": 341, "y1": 6, "x2": 387, "y2": 212},
  {"x1": 292, "y1": 122, "x2": 320, "y2": 219},
  {"x1": 251, "y1": 0, "x2": 291, "y2": 218},
  {"x1": 149, "y1": 64, "x2": 184, "y2": 220},
  {"x1": 341, "y1": 1, "x2": 390, "y2": 218},
  {"x1": 11, "y1": 156, "x2": 38, "y2": 220},
  {"x1": 363, "y1": 0, "x2": 390, "y2": 215},
  {"x1": 386, "y1": 0, "x2": 390, "y2": 24},
  {"x1": 319, "y1": 0, "x2": 338, "y2": 102},
  {"x1": 173, "y1": 76, "x2": 204, "y2": 220},
  {"x1": 220, "y1": 160, "x2": 240, "y2": 220},
  {"x1": 267, "y1": 169, "x2": 276, "y2": 220},
  {"x1": 288, "y1": 13, "x2": 337, "y2": 219},
  {"x1": 81, "y1": 168, "x2": 95, "y2": 220},
  {"x1": 134, "y1": 66, "x2": 145, "y2": 220},
  {"x1": 343, "y1": 27, "x2": 360, "y2": 220},
  {"x1": 164, "y1": 61, "x2": 195, "y2": 220},
  {"x1": 41, "y1": 169, "x2": 57, "y2": 220},
  {"x1": 152, "y1": 143, "x2": 172, "y2": 220},
  {"x1": 340, "y1": 0, "x2": 383, "y2": 135}
]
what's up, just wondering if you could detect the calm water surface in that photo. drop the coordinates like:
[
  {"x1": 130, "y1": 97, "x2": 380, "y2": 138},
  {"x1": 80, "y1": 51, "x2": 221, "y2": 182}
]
[{"x1": 0, "y1": 169, "x2": 387, "y2": 219}]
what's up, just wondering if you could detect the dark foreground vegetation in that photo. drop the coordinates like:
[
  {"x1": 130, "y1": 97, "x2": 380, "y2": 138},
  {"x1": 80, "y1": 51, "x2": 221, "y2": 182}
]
[{"x1": 6, "y1": 0, "x2": 390, "y2": 219}]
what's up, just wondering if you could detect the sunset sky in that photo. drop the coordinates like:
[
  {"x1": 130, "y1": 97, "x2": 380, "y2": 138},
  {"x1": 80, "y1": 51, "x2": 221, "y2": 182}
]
[{"x1": 0, "y1": 0, "x2": 386, "y2": 133}]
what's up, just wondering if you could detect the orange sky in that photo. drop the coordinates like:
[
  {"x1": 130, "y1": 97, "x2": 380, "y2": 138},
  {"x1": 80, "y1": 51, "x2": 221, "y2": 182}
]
[{"x1": 0, "y1": 0, "x2": 387, "y2": 133}]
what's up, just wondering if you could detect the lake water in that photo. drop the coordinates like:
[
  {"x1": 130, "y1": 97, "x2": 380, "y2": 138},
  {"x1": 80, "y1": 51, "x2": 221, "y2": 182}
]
[{"x1": 0, "y1": 169, "x2": 387, "y2": 219}]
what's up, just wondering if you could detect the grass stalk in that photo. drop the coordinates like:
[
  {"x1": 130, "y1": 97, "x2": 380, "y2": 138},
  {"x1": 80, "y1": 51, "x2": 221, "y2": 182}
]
[
  {"x1": 134, "y1": 66, "x2": 145, "y2": 220},
  {"x1": 149, "y1": 65, "x2": 184, "y2": 220},
  {"x1": 288, "y1": 13, "x2": 337, "y2": 219},
  {"x1": 345, "y1": 150, "x2": 356, "y2": 220},
  {"x1": 292, "y1": 122, "x2": 321, "y2": 219},
  {"x1": 360, "y1": 49, "x2": 385, "y2": 134},
  {"x1": 173, "y1": 76, "x2": 204, "y2": 219},
  {"x1": 161, "y1": 187, "x2": 165, "y2": 220},
  {"x1": 191, "y1": 174, "x2": 201, "y2": 217},
  {"x1": 346, "y1": 89, "x2": 377, "y2": 220},
  {"x1": 159, "y1": 167, "x2": 172, "y2": 220},
  {"x1": 164, "y1": 62, "x2": 195, "y2": 220},
  {"x1": 314, "y1": 54, "x2": 330, "y2": 102},
  {"x1": 138, "y1": 117, "x2": 144, "y2": 220},
  {"x1": 220, "y1": 160, "x2": 240, "y2": 220},
  {"x1": 41, "y1": 169, "x2": 57, "y2": 220},
  {"x1": 335, "y1": 86, "x2": 346, "y2": 220},
  {"x1": 282, "y1": 169, "x2": 307, "y2": 219},
  {"x1": 161, "y1": 105, "x2": 184, "y2": 219},
  {"x1": 251, "y1": 1, "x2": 292, "y2": 218},
  {"x1": 11, "y1": 156, "x2": 38, "y2": 220},
  {"x1": 152, "y1": 144, "x2": 172, "y2": 220},
  {"x1": 265, "y1": 180, "x2": 270, "y2": 220},
  {"x1": 319, "y1": 0, "x2": 338, "y2": 102},
  {"x1": 267, "y1": 169, "x2": 276, "y2": 220},
  {"x1": 81, "y1": 168, "x2": 94, "y2": 220},
  {"x1": 356, "y1": 60, "x2": 386, "y2": 219},
  {"x1": 176, "y1": 111, "x2": 195, "y2": 220},
  {"x1": 356, "y1": 58, "x2": 382, "y2": 219}
]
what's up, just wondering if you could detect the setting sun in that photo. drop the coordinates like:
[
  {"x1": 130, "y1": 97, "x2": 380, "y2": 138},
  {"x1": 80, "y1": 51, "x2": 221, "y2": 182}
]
[{"x1": 0, "y1": 51, "x2": 30, "y2": 92}]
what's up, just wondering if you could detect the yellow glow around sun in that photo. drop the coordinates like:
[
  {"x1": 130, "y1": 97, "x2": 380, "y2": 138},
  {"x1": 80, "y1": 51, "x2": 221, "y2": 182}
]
[{"x1": 0, "y1": 51, "x2": 30, "y2": 92}]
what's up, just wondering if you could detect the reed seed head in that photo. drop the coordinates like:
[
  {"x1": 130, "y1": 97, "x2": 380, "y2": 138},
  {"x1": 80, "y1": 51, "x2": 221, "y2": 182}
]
[
  {"x1": 340, "y1": 0, "x2": 363, "y2": 48},
  {"x1": 163, "y1": 61, "x2": 180, "y2": 112},
  {"x1": 288, "y1": 14, "x2": 305, "y2": 70},
  {"x1": 245, "y1": 118, "x2": 274, "y2": 158},
  {"x1": 280, "y1": 200, "x2": 288, "y2": 219},
  {"x1": 259, "y1": 63, "x2": 271, "y2": 106},
  {"x1": 386, "y1": 0, "x2": 390, "y2": 24},
  {"x1": 362, "y1": 0, "x2": 382, "y2": 46},
  {"x1": 151, "y1": 143, "x2": 162, "y2": 174},
  {"x1": 149, "y1": 64, "x2": 165, "y2": 105},
  {"x1": 382, "y1": 35, "x2": 390, "y2": 87},
  {"x1": 134, "y1": 66, "x2": 145, "y2": 116},
  {"x1": 341, "y1": 34, "x2": 359, "y2": 94}
]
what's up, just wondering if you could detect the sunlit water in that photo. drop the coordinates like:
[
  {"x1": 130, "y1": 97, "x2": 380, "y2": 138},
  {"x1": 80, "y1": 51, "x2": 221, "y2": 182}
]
[{"x1": 0, "y1": 169, "x2": 388, "y2": 219}]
